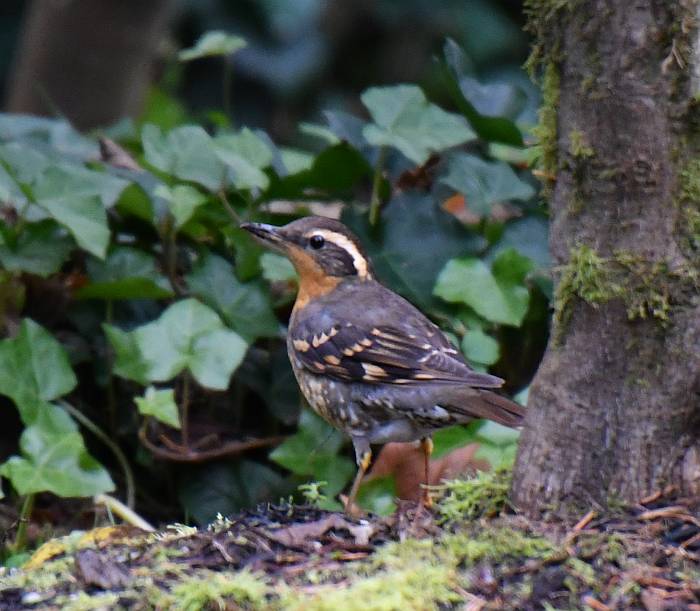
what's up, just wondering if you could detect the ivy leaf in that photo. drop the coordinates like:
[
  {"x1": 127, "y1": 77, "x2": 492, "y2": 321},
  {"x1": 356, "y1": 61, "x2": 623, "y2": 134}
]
[
  {"x1": 187, "y1": 253, "x2": 280, "y2": 343},
  {"x1": 0, "y1": 402, "x2": 114, "y2": 497},
  {"x1": 343, "y1": 192, "x2": 486, "y2": 309},
  {"x1": 33, "y1": 163, "x2": 129, "y2": 209},
  {"x1": 260, "y1": 252, "x2": 297, "y2": 283},
  {"x1": 462, "y1": 329, "x2": 500, "y2": 366},
  {"x1": 76, "y1": 246, "x2": 173, "y2": 300},
  {"x1": 105, "y1": 298, "x2": 248, "y2": 390},
  {"x1": 434, "y1": 248, "x2": 534, "y2": 327},
  {"x1": 0, "y1": 221, "x2": 73, "y2": 277},
  {"x1": 439, "y1": 153, "x2": 535, "y2": 216},
  {"x1": 0, "y1": 319, "x2": 77, "y2": 423},
  {"x1": 440, "y1": 39, "x2": 524, "y2": 146},
  {"x1": 179, "y1": 460, "x2": 289, "y2": 526},
  {"x1": 134, "y1": 386, "x2": 180, "y2": 429},
  {"x1": 270, "y1": 410, "x2": 354, "y2": 499},
  {"x1": 361, "y1": 85, "x2": 475, "y2": 165},
  {"x1": 178, "y1": 31, "x2": 247, "y2": 61},
  {"x1": 153, "y1": 184, "x2": 208, "y2": 229},
  {"x1": 38, "y1": 195, "x2": 110, "y2": 259},
  {"x1": 103, "y1": 325, "x2": 149, "y2": 385},
  {"x1": 142, "y1": 124, "x2": 227, "y2": 192},
  {"x1": 213, "y1": 129, "x2": 272, "y2": 191}
]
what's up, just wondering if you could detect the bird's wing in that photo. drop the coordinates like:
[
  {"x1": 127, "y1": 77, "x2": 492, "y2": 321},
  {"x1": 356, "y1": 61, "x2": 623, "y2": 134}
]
[{"x1": 290, "y1": 318, "x2": 503, "y2": 388}]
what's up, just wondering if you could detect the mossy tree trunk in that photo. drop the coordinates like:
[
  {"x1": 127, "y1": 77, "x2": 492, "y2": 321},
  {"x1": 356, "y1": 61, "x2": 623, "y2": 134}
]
[{"x1": 512, "y1": 0, "x2": 700, "y2": 514}]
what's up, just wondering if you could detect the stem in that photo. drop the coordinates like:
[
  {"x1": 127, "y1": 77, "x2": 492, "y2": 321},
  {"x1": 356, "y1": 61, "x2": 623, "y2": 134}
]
[
  {"x1": 223, "y1": 58, "x2": 233, "y2": 121},
  {"x1": 105, "y1": 299, "x2": 116, "y2": 434},
  {"x1": 12, "y1": 494, "x2": 35, "y2": 554},
  {"x1": 369, "y1": 146, "x2": 387, "y2": 227},
  {"x1": 218, "y1": 190, "x2": 241, "y2": 224},
  {"x1": 166, "y1": 220, "x2": 178, "y2": 291},
  {"x1": 59, "y1": 401, "x2": 136, "y2": 509},
  {"x1": 93, "y1": 494, "x2": 154, "y2": 532},
  {"x1": 180, "y1": 373, "x2": 191, "y2": 448}
]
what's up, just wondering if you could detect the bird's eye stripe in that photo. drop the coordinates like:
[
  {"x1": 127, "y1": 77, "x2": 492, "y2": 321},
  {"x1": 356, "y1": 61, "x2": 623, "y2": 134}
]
[{"x1": 303, "y1": 229, "x2": 370, "y2": 278}]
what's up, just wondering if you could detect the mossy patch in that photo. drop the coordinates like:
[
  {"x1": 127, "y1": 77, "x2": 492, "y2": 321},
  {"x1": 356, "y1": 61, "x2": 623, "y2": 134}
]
[
  {"x1": 568, "y1": 129, "x2": 595, "y2": 159},
  {"x1": 552, "y1": 244, "x2": 698, "y2": 342},
  {"x1": 434, "y1": 466, "x2": 512, "y2": 523}
]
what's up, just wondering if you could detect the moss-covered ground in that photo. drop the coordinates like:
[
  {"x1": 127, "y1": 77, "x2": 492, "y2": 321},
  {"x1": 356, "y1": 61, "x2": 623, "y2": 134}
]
[{"x1": 1, "y1": 471, "x2": 699, "y2": 610}]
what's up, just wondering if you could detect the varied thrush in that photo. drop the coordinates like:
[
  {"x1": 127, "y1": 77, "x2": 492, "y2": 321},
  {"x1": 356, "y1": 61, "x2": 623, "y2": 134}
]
[{"x1": 242, "y1": 216, "x2": 525, "y2": 511}]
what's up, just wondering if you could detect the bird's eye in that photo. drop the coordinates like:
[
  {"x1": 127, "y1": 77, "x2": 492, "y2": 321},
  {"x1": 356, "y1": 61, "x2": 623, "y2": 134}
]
[{"x1": 309, "y1": 234, "x2": 325, "y2": 249}]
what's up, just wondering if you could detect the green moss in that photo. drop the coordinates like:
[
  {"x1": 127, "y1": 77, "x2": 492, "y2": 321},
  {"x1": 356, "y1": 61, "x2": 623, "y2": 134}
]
[
  {"x1": 164, "y1": 570, "x2": 270, "y2": 610},
  {"x1": 680, "y1": 158, "x2": 700, "y2": 202},
  {"x1": 531, "y1": 61, "x2": 560, "y2": 184},
  {"x1": 552, "y1": 243, "x2": 699, "y2": 341},
  {"x1": 523, "y1": 0, "x2": 572, "y2": 76},
  {"x1": 443, "y1": 528, "x2": 556, "y2": 564},
  {"x1": 679, "y1": 157, "x2": 700, "y2": 253},
  {"x1": 568, "y1": 129, "x2": 594, "y2": 159},
  {"x1": 434, "y1": 467, "x2": 512, "y2": 524},
  {"x1": 55, "y1": 591, "x2": 120, "y2": 611},
  {"x1": 279, "y1": 538, "x2": 460, "y2": 610}
]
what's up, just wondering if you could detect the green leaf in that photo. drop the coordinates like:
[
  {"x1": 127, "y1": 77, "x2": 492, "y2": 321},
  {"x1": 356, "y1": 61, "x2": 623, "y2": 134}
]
[
  {"x1": 38, "y1": 195, "x2": 110, "y2": 259},
  {"x1": 106, "y1": 298, "x2": 248, "y2": 390},
  {"x1": 343, "y1": 193, "x2": 486, "y2": 309},
  {"x1": 268, "y1": 143, "x2": 370, "y2": 199},
  {"x1": 440, "y1": 153, "x2": 535, "y2": 216},
  {"x1": 153, "y1": 184, "x2": 207, "y2": 229},
  {"x1": 213, "y1": 128, "x2": 273, "y2": 191},
  {"x1": 179, "y1": 461, "x2": 289, "y2": 526},
  {"x1": 76, "y1": 246, "x2": 173, "y2": 300},
  {"x1": 135, "y1": 386, "x2": 180, "y2": 429},
  {"x1": 361, "y1": 85, "x2": 475, "y2": 165},
  {"x1": 33, "y1": 163, "x2": 129, "y2": 209},
  {"x1": 270, "y1": 410, "x2": 354, "y2": 499},
  {"x1": 0, "y1": 402, "x2": 114, "y2": 497},
  {"x1": 142, "y1": 124, "x2": 227, "y2": 192},
  {"x1": 0, "y1": 221, "x2": 73, "y2": 277},
  {"x1": 461, "y1": 329, "x2": 500, "y2": 366},
  {"x1": 103, "y1": 324, "x2": 149, "y2": 385},
  {"x1": 178, "y1": 31, "x2": 247, "y2": 61},
  {"x1": 187, "y1": 253, "x2": 279, "y2": 343},
  {"x1": 0, "y1": 319, "x2": 77, "y2": 423},
  {"x1": 434, "y1": 248, "x2": 534, "y2": 326},
  {"x1": 440, "y1": 39, "x2": 524, "y2": 146},
  {"x1": 260, "y1": 252, "x2": 297, "y2": 283}
]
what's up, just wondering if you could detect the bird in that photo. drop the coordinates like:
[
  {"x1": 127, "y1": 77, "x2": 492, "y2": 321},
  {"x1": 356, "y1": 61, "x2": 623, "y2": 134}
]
[{"x1": 241, "y1": 216, "x2": 525, "y2": 512}]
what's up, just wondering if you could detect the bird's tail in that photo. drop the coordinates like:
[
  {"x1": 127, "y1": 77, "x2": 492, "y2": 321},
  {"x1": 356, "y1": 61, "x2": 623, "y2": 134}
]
[{"x1": 446, "y1": 389, "x2": 526, "y2": 428}]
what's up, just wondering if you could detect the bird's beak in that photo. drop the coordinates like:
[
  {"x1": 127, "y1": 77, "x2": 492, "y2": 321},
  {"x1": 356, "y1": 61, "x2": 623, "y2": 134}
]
[{"x1": 239, "y1": 222, "x2": 286, "y2": 251}]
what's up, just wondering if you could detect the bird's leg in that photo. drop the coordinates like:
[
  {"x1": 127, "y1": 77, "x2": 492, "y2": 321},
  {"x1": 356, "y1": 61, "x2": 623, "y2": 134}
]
[
  {"x1": 420, "y1": 436, "x2": 434, "y2": 508},
  {"x1": 345, "y1": 438, "x2": 371, "y2": 514}
]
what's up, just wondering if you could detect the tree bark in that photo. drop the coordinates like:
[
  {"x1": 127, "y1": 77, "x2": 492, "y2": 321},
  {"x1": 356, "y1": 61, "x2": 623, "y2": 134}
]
[
  {"x1": 5, "y1": 0, "x2": 173, "y2": 130},
  {"x1": 512, "y1": 0, "x2": 700, "y2": 514}
]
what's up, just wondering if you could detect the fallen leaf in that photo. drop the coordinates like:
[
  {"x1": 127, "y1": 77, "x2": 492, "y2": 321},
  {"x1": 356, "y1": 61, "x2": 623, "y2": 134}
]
[{"x1": 366, "y1": 441, "x2": 490, "y2": 502}]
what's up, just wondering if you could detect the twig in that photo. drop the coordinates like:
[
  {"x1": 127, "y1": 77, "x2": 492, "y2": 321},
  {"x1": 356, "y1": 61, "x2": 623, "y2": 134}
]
[
  {"x1": 573, "y1": 509, "x2": 597, "y2": 531},
  {"x1": 180, "y1": 372, "x2": 191, "y2": 448},
  {"x1": 582, "y1": 595, "x2": 611, "y2": 611},
  {"x1": 59, "y1": 401, "x2": 136, "y2": 509},
  {"x1": 11, "y1": 494, "x2": 35, "y2": 554},
  {"x1": 139, "y1": 422, "x2": 284, "y2": 463},
  {"x1": 218, "y1": 190, "x2": 242, "y2": 224},
  {"x1": 94, "y1": 494, "x2": 154, "y2": 532},
  {"x1": 369, "y1": 146, "x2": 387, "y2": 227}
]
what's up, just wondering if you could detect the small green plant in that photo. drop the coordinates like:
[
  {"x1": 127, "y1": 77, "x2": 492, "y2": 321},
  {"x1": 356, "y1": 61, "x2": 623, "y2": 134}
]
[
  {"x1": 298, "y1": 481, "x2": 329, "y2": 507},
  {"x1": 434, "y1": 467, "x2": 513, "y2": 524}
]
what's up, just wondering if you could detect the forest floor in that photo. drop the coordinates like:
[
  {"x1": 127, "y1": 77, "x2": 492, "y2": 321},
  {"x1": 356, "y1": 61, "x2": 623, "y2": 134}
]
[{"x1": 1, "y1": 473, "x2": 699, "y2": 610}]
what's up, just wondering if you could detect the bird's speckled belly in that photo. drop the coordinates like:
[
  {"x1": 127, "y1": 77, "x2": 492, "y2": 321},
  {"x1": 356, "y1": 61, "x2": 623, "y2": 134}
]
[{"x1": 288, "y1": 351, "x2": 363, "y2": 432}]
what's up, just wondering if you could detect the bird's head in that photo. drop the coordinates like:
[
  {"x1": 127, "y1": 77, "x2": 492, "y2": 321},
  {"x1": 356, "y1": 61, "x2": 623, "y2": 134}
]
[{"x1": 241, "y1": 216, "x2": 373, "y2": 281}]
